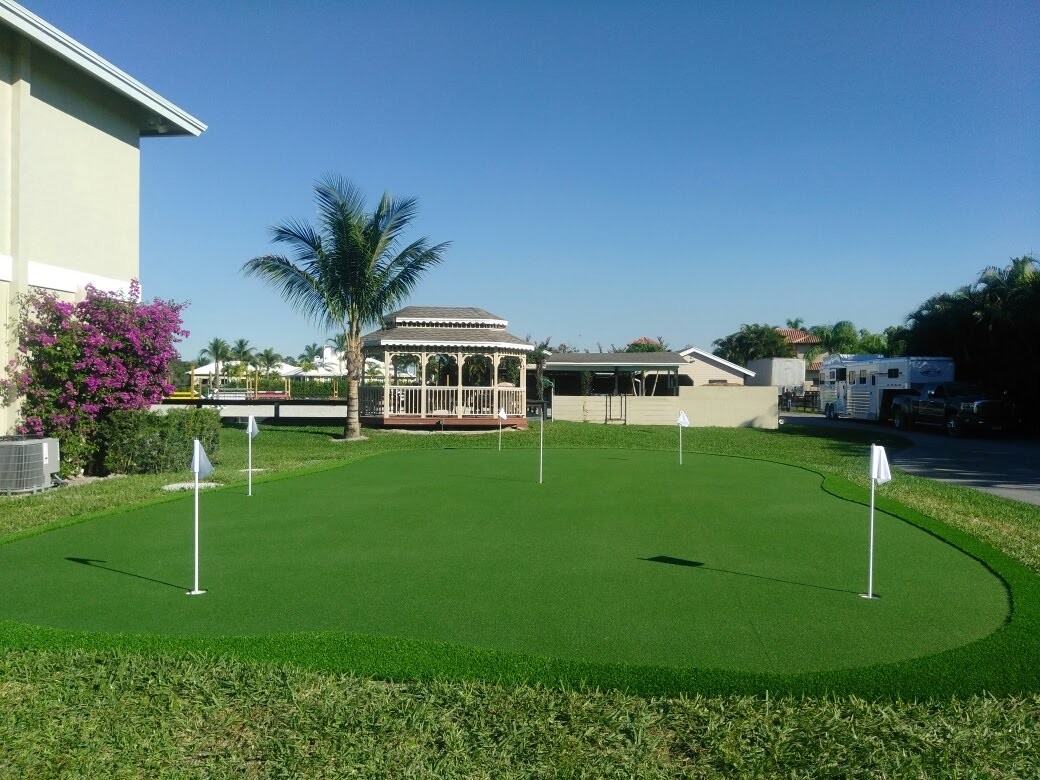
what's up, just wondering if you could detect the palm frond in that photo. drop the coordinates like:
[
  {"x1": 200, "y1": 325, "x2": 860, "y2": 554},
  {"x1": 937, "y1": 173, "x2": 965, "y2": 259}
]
[{"x1": 242, "y1": 254, "x2": 342, "y2": 330}]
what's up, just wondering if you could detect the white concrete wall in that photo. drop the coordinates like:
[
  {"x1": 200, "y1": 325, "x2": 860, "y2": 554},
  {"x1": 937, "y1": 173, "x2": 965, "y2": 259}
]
[{"x1": 552, "y1": 386, "x2": 778, "y2": 429}]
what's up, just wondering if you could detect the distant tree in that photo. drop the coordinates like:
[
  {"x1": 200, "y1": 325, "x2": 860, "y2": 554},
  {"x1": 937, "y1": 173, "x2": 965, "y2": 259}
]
[
  {"x1": 712, "y1": 324, "x2": 794, "y2": 365},
  {"x1": 257, "y1": 348, "x2": 282, "y2": 376},
  {"x1": 298, "y1": 342, "x2": 323, "y2": 364},
  {"x1": 527, "y1": 336, "x2": 552, "y2": 401},
  {"x1": 625, "y1": 336, "x2": 668, "y2": 353},
  {"x1": 785, "y1": 317, "x2": 806, "y2": 330},
  {"x1": 904, "y1": 255, "x2": 1039, "y2": 391},
  {"x1": 243, "y1": 176, "x2": 448, "y2": 439},
  {"x1": 327, "y1": 332, "x2": 349, "y2": 375},
  {"x1": 231, "y1": 338, "x2": 254, "y2": 366},
  {"x1": 199, "y1": 337, "x2": 232, "y2": 388}
]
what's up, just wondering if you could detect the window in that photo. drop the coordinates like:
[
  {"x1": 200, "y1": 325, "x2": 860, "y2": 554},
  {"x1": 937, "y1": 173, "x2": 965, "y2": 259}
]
[
  {"x1": 860, "y1": 374, "x2": 867, "y2": 384},
  {"x1": 888, "y1": 368, "x2": 900, "y2": 378}
]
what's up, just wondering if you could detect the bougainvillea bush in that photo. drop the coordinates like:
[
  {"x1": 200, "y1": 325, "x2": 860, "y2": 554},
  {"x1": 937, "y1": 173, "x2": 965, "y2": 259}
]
[{"x1": 1, "y1": 281, "x2": 188, "y2": 474}]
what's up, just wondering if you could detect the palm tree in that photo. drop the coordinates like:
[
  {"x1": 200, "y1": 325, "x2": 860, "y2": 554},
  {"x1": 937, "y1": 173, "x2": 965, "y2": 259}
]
[
  {"x1": 528, "y1": 337, "x2": 552, "y2": 401},
  {"x1": 327, "y1": 332, "x2": 349, "y2": 376},
  {"x1": 231, "y1": 338, "x2": 255, "y2": 368},
  {"x1": 198, "y1": 337, "x2": 232, "y2": 388},
  {"x1": 242, "y1": 176, "x2": 449, "y2": 439},
  {"x1": 257, "y1": 348, "x2": 282, "y2": 377},
  {"x1": 299, "y1": 342, "x2": 323, "y2": 364}
]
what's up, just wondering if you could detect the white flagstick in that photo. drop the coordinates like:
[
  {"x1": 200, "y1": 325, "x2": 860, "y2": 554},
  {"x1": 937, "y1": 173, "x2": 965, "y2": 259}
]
[
  {"x1": 539, "y1": 404, "x2": 544, "y2": 484},
  {"x1": 676, "y1": 410, "x2": 690, "y2": 466},
  {"x1": 188, "y1": 439, "x2": 206, "y2": 596},
  {"x1": 865, "y1": 476, "x2": 876, "y2": 599},
  {"x1": 248, "y1": 426, "x2": 253, "y2": 496},
  {"x1": 862, "y1": 444, "x2": 890, "y2": 600}
]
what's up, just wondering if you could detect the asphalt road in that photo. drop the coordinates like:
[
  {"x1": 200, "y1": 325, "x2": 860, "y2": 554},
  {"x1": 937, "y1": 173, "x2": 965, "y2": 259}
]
[{"x1": 781, "y1": 412, "x2": 1040, "y2": 506}]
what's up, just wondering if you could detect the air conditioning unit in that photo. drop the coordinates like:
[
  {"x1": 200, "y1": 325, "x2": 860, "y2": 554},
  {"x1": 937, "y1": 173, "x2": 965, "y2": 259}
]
[{"x1": 0, "y1": 436, "x2": 61, "y2": 494}]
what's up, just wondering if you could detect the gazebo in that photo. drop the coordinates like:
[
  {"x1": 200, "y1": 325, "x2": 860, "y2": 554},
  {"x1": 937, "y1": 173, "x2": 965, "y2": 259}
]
[{"x1": 360, "y1": 306, "x2": 533, "y2": 428}]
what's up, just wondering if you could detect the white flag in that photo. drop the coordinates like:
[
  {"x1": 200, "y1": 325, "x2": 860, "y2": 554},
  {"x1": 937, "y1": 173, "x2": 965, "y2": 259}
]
[
  {"x1": 870, "y1": 444, "x2": 891, "y2": 485},
  {"x1": 677, "y1": 410, "x2": 690, "y2": 428},
  {"x1": 497, "y1": 407, "x2": 508, "y2": 421},
  {"x1": 247, "y1": 415, "x2": 260, "y2": 439},
  {"x1": 191, "y1": 439, "x2": 214, "y2": 479}
]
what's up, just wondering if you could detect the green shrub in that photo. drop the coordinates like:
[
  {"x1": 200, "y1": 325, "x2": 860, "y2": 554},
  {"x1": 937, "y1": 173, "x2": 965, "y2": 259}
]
[
  {"x1": 100, "y1": 408, "x2": 221, "y2": 475},
  {"x1": 290, "y1": 379, "x2": 341, "y2": 399}
]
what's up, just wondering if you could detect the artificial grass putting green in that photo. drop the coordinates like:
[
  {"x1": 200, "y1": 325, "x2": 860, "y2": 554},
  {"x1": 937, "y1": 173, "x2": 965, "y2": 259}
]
[{"x1": 0, "y1": 448, "x2": 1009, "y2": 679}]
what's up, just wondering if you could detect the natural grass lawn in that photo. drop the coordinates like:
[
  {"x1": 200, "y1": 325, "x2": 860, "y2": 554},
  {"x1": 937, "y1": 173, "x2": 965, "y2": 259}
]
[{"x1": 2, "y1": 420, "x2": 1040, "y2": 777}]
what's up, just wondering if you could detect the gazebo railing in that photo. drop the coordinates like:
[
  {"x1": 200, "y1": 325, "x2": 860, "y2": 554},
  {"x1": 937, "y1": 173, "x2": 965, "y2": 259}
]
[
  {"x1": 498, "y1": 388, "x2": 524, "y2": 416},
  {"x1": 360, "y1": 383, "x2": 528, "y2": 419},
  {"x1": 426, "y1": 387, "x2": 455, "y2": 415},
  {"x1": 359, "y1": 385, "x2": 384, "y2": 416},
  {"x1": 462, "y1": 388, "x2": 493, "y2": 416},
  {"x1": 388, "y1": 386, "x2": 423, "y2": 415}
]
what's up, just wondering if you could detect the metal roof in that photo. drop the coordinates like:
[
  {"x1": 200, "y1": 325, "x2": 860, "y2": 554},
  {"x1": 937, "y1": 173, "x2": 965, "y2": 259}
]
[
  {"x1": 384, "y1": 306, "x2": 506, "y2": 325},
  {"x1": 0, "y1": 0, "x2": 206, "y2": 137},
  {"x1": 544, "y1": 352, "x2": 688, "y2": 371}
]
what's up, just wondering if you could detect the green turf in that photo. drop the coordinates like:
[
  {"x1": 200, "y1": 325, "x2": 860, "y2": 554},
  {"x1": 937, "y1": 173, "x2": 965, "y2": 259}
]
[{"x1": 0, "y1": 448, "x2": 1008, "y2": 676}]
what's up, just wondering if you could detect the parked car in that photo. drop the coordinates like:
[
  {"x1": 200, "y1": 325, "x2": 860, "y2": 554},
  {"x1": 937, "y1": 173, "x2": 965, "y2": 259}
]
[{"x1": 889, "y1": 383, "x2": 1006, "y2": 436}]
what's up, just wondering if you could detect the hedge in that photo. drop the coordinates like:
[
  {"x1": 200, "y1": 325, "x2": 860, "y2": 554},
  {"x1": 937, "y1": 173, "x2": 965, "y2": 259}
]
[{"x1": 100, "y1": 408, "x2": 221, "y2": 475}]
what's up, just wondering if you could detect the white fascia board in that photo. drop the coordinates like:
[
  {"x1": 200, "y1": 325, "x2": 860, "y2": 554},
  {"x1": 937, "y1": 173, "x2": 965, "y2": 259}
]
[
  {"x1": 391, "y1": 317, "x2": 509, "y2": 328},
  {"x1": 0, "y1": 254, "x2": 12, "y2": 282},
  {"x1": 0, "y1": 0, "x2": 207, "y2": 137},
  {"x1": 371, "y1": 339, "x2": 534, "y2": 352},
  {"x1": 546, "y1": 361, "x2": 685, "y2": 371},
  {"x1": 679, "y1": 346, "x2": 756, "y2": 377},
  {"x1": 27, "y1": 260, "x2": 131, "y2": 296}
]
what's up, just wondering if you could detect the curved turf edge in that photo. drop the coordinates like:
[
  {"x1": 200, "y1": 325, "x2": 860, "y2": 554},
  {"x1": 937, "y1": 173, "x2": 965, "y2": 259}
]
[{"x1": 1, "y1": 453, "x2": 1037, "y2": 699}]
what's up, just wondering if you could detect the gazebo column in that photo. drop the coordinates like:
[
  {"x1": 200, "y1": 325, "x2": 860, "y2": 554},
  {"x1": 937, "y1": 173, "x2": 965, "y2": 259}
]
[
  {"x1": 492, "y1": 352, "x2": 500, "y2": 416},
  {"x1": 383, "y1": 350, "x2": 392, "y2": 418},
  {"x1": 420, "y1": 350, "x2": 428, "y2": 418},
  {"x1": 456, "y1": 351, "x2": 464, "y2": 418},
  {"x1": 520, "y1": 354, "x2": 527, "y2": 415}
]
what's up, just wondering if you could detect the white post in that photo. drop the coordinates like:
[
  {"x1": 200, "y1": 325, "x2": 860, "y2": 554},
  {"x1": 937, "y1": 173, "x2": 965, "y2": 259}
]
[
  {"x1": 499, "y1": 420, "x2": 502, "y2": 451},
  {"x1": 679, "y1": 424, "x2": 683, "y2": 466},
  {"x1": 539, "y1": 404, "x2": 544, "y2": 484},
  {"x1": 188, "y1": 440, "x2": 205, "y2": 596},
  {"x1": 248, "y1": 430, "x2": 253, "y2": 497},
  {"x1": 865, "y1": 477, "x2": 876, "y2": 599}
]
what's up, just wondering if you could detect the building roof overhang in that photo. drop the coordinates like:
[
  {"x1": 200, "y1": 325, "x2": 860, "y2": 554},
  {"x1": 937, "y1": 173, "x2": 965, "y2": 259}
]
[
  {"x1": 544, "y1": 352, "x2": 688, "y2": 371},
  {"x1": 679, "y1": 346, "x2": 756, "y2": 377},
  {"x1": 0, "y1": 0, "x2": 207, "y2": 137}
]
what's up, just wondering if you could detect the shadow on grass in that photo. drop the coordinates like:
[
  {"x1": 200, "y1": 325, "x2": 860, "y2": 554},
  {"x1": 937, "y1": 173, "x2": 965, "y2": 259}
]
[
  {"x1": 642, "y1": 555, "x2": 860, "y2": 595},
  {"x1": 65, "y1": 557, "x2": 187, "y2": 591}
]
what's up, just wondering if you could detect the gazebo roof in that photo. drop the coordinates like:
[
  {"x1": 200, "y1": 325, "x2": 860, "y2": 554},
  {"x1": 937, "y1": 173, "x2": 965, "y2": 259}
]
[
  {"x1": 383, "y1": 306, "x2": 507, "y2": 327},
  {"x1": 362, "y1": 326, "x2": 533, "y2": 352}
]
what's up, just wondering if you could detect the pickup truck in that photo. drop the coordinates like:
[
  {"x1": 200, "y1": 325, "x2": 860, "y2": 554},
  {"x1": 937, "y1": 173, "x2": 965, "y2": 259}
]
[{"x1": 890, "y1": 383, "x2": 1005, "y2": 436}]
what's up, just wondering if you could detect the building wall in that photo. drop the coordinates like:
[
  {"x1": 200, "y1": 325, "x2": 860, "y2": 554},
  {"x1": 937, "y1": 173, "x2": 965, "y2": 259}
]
[
  {"x1": 552, "y1": 386, "x2": 778, "y2": 429},
  {"x1": 678, "y1": 359, "x2": 746, "y2": 386},
  {"x1": 1, "y1": 33, "x2": 142, "y2": 433}
]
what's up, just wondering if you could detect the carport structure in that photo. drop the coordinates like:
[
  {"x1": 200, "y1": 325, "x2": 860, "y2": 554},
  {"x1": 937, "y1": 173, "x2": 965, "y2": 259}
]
[{"x1": 543, "y1": 352, "x2": 689, "y2": 397}]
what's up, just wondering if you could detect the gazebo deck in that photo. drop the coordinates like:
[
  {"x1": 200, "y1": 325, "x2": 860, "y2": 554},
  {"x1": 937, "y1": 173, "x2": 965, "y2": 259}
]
[{"x1": 362, "y1": 415, "x2": 528, "y2": 430}]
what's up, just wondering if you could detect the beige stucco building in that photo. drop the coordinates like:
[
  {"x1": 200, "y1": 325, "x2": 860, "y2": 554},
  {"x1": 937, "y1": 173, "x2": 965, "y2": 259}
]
[{"x1": 0, "y1": 1, "x2": 205, "y2": 432}]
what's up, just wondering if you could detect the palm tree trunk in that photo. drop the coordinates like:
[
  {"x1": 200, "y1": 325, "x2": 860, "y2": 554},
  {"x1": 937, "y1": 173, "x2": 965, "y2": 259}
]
[{"x1": 344, "y1": 330, "x2": 364, "y2": 440}]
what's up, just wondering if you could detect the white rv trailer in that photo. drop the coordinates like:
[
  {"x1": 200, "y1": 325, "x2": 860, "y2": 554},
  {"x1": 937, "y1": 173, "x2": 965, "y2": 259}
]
[{"x1": 818, "y1": 354, "x2": 955, "y2": 421}]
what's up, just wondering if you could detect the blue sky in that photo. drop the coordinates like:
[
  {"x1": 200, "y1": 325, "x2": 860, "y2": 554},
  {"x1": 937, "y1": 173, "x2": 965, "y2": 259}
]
[{"x1": 29, "y1": 0, "x2": 1039, "y2": 359}]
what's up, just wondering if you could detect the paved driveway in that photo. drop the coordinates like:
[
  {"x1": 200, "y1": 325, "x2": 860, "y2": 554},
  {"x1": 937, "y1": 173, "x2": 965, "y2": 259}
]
[{"x1": 781, "y1": 413, "x2": 1040, "y2": 506}]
